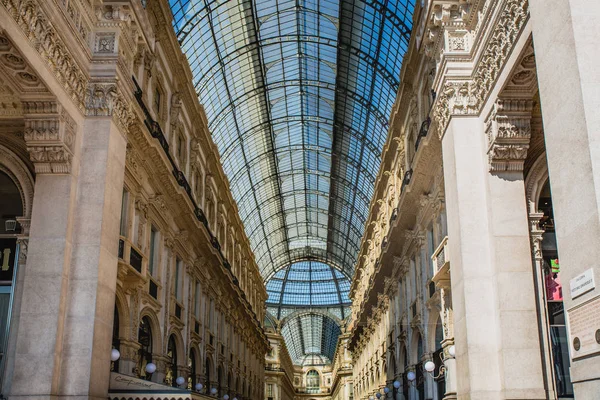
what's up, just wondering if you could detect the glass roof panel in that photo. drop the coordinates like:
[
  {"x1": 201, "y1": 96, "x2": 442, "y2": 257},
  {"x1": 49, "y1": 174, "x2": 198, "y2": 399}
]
[
  {"x1": 170, "y1": 0, "x2": 414, "y2": 365},
  {"x1": 280, "y1": 312, "x2": 342, "y2": 366},
  {"x1": 170, "y1": 0, "x2": 414, "y2": 279},
  {"x1": 265, "y1": 261, "x2": 351, "y2": 316}
]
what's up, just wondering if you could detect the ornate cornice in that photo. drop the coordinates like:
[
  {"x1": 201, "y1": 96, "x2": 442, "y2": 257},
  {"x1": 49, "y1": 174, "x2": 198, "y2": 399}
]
[
  {"x1": 433, "y1": 0, "x2": 529, "y2": 138},
  {"x1": 1, "y1": 0, "x2": 89, "y2": 110}
]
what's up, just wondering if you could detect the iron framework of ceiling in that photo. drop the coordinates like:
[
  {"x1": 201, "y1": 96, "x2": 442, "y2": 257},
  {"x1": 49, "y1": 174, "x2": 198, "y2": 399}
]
[{"x1": 169, "y1": 0, "x2": 414, "y2": 366}]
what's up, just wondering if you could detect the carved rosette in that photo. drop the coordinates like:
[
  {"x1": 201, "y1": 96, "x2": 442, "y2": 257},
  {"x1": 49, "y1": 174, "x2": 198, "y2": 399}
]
[
  {"x1": 487, "y1": 99, "x2": 533, "y2": 172},
  {"x1": 22, "y1": 101, "x2": 76, "y2": 174}
]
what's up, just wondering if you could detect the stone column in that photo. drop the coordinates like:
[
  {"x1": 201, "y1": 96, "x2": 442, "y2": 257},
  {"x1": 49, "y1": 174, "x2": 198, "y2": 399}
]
[
  {"x1": 6, "y1": 101, "x2": 79, "y2": 399},
  {"x1": 58, "y1": 106, "x2": 127, "y2": 399},
  {"x1": 529, "y1": 0, "x2": 600, "y2": 395},
  {"x1": 441, "y1": 338, "x2": 457, "y2": 400},
  {"x1": 441, "y1": 113, "x2": 545, "y2": 399}
]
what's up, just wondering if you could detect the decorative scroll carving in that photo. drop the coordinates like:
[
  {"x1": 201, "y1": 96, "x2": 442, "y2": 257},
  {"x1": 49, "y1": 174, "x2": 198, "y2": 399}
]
[
  {"x1": 16, "y1": 237, "x2": 27, "y2": 265},
  {"x1": 22, "y1": 101, "x2": 76, "y2": 174}
]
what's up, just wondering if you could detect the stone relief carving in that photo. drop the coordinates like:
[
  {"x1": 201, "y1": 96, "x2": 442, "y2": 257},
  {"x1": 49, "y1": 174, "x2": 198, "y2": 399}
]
[
  {"x1": 85, "y1": 82, "x2": 134, "y2": 133},
  {"x1": 1, "y1": 0, "x2": 89, "y2": 109},
  {"x1": 486, "y1": 98, "x2": 533, "y2": 172},
  {"x1": 22, "y1": 100, "x2": 77, "y2": 174},
  {"x1": 433, "y1": 0, "x2": 529, "y2": 138}
]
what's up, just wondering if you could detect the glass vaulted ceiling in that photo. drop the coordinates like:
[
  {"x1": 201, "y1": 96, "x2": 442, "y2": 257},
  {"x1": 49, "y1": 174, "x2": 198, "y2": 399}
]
[
  {"x1": 170, "y1": 0, "x2": 414, "y2": 279},
  {"x1": 170, "y1": 0, "x2": 414, "y2": 365}
]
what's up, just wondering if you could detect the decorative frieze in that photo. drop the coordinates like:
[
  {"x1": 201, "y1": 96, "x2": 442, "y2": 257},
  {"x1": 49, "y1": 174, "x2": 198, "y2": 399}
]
[{"x1": 22, "y1": 100, "x2": 76, "y2": 174}]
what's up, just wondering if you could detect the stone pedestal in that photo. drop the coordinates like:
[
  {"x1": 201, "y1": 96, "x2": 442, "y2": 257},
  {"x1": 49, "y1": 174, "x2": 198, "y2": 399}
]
[
  {"x1": 441, "y1": 116, "x2": 545, "y2": 399},
  {"x1": 529, "y1": 0, "x2": 600, "y2": 396}
]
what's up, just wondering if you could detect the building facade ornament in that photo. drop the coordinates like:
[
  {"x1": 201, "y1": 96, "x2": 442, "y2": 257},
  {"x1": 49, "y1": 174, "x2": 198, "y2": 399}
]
[
  {"x1": 433, "y1": 0, "x2": 529, "y2": 139},
  {"x1": 486, "y1": 98, "x2": 533, "y2": 172},
  {"x1": 1, "y1": 0, "x2": 89, "y2": 109},
  {"x1": 22, "y1": 100, "x2": 76, "y2": 174},
  {"x1": 85, "y1": 82, "x2": 134, "y2": 134}
]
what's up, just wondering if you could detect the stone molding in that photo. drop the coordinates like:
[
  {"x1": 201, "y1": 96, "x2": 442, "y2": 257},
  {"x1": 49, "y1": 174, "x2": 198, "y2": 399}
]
[
  {"x1": 22, "y1": 100, "x2": 77, "y2": 174},
  {"x1": 1, "y1": 0, "x2": 89, "y2": 110},
  {"x1": 433, "y1": 0, "x2": 529, "y2": 138}
]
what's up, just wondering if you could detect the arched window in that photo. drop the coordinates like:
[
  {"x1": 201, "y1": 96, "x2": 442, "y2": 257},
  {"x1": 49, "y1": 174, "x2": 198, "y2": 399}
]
[
  {"x1": 435, "y1": 319, "x2": 444, "y2": 351},
  {"x1": 138, "y1": 316, "x2": 153, "y2": 380},
  {"x1": 217, "y1": 366, "x2": 223, "y2": 397},
  {"x1": 112, "y1": 306, "x2": 120, "y2": 372},
  {"x1": 189, "y1": 348, "x2": 197, "y2": 389},
  {"x1": 167, "y1": 335, "x2": 178, "y2": 386},
  {"x1": 306, "y1": 370, "x2": 320, "y2": 393},
  {"x1": 205, "y1": 357, "x2": 211, "y2": 391},
  {"x1": 0, "y1": 171, "x2": 22, "y2": 235}
]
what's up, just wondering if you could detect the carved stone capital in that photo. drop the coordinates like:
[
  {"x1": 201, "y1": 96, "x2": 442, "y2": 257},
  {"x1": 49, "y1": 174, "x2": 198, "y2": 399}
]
[
  {"x1": 22, "y1": 101, "x2": 76, "y2": 174},
  {"x1": 16, "y1": 237, "x2": 28, "y2": 265},
  {"x1": 85, "y1": 81, "x2": 134, "y2": 134},
  {"x1": 487, "y1": 99, "x2": 533, "y2": 172}
]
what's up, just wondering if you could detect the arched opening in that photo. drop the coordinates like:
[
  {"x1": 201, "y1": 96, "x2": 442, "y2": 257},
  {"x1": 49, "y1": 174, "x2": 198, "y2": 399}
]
[
  {"x1": 205, "y1": 357, "x2": 211, "y2": 390},
  {"x1": 433, "y1": 318, "x2": 446, "y2": 398},
  {"x1": 167, "y1": 334, "x2": 178, "y2": 386},
  {"x1": 0, "y1": 171, "x2": 22, "y2": 235},
  {"x1": 111, "y1": 305, "x2": 120, "y2": 372},
  {"x1": 188, "y1": 348, "x2": 197, "y2": 389},
  {"x1": 138, "y1": 316, "x2": 153, "y2": 380},
  {"x1": 217, "y1": 365, "x2": 223, "y2": 397},
  {"x1": 537, "y1": 179, "x2": 573, "y2": 396},
  {"x1": 306, "y1": 370, "x2": 320, "y2": 393},
  {"x1": 415, "y1": 333, "x2": 424, "y2": 400}
]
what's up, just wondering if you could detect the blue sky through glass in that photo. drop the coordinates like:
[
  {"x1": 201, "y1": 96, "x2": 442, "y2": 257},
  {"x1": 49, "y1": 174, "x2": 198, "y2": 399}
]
[{"x1": 168, "y1": 0, "x2": 414, "y2": 365}]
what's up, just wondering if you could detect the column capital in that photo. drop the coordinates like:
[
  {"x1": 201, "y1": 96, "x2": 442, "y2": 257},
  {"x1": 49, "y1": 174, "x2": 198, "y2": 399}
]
[
  {"x1": 487, "y1": 98, "x2": 534, "y2": 172},
  {"x1": 22, "y1": 100, "x2": 77, "y2": 174},
  {"x1": 85, "y1": 80, "x2": 135, "y2": 134}
]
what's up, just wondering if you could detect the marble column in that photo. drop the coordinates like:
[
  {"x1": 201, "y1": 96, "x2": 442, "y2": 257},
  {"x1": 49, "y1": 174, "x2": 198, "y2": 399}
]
[
  {"x1": 58, "y1": 116, "x2": 127, "y2": 399},
  {"x1": 6, "y1": 99, "x2": 127, "y2": 400},
  {"x1": 7, "y1": 101, "x2": 79, "y2": 400},
  {"x1": 529, "y1": 0, "x2": 600, "y2": 396},
  {"x1": 441, "y1": 115, "x2": 545, "y2": 399}
]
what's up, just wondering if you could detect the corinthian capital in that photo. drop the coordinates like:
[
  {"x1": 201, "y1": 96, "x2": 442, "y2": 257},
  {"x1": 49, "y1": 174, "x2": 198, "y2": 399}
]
[
  {"x1": 22, "y1": 101, "x2": 76, "y2": 174},
  {"x1": 85, "y1": 81, "x2": 134, "y2": 133}
]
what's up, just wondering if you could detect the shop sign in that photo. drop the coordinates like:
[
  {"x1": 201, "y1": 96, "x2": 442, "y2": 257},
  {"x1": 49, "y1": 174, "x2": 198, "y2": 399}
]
[
  {"x1": 570, "y1": 268, "x2": 595, "y2": 299},
  {"x1": 0, "y1": 238, "x2": 16, "y2": 283}
]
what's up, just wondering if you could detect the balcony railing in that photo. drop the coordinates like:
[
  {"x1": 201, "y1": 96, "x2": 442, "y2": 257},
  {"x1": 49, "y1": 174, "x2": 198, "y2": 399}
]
[{"x1": 431, "y1": 236, "x2": 451, "y2": 287}]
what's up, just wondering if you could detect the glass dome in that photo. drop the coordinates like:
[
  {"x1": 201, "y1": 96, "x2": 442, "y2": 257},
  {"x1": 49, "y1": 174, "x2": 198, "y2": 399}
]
[{"x1": 266, "y1": 261, "x2": 351, "y2": 307}]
